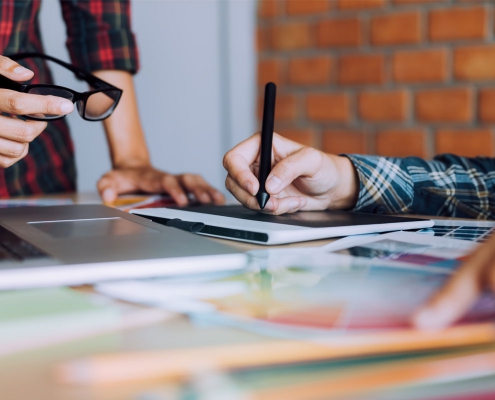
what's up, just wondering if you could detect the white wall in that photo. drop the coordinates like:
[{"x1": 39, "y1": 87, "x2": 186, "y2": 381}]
[{"x1": 39, "y1": 0, "x2": 256, "y2": 194}]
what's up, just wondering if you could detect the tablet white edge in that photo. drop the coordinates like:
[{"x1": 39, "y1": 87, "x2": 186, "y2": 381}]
[{"x1": 133, "y1": 208, "x2": 434, "y2": 245}]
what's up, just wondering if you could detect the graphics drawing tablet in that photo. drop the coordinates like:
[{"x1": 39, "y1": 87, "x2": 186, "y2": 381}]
[{"x1": 132, "y1": 205, "x2": 434, "y2": 245}]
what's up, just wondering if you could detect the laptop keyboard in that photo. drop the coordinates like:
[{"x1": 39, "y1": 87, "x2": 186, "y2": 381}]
[{"x1": 0, "y1": 224, "x2": 49, "y2": 261}]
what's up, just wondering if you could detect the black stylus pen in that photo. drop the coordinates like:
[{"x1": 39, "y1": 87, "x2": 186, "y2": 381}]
[{"x1": 256, "y1": 82, "x2": 277, "y2": 210}]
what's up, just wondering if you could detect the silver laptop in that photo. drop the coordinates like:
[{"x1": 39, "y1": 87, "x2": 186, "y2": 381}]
[{"x1": 0, "y1": 204, "x2": 247, "y2": 290}]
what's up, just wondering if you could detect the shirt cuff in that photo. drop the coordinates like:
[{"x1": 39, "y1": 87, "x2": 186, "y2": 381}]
[
  {"x1": 344, "y1": 154, "x2": 415, "y2": 215},
  {"x1": 66, "y1": 29, "x2": 139, "y2": 74}
]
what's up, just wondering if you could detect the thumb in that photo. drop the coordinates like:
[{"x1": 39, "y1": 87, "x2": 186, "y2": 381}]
[
  {"x1": 0, "y1": 55, "x2": 34, "y2": 81},
  {"x1": 97, "y1": 175, "x2": 119, "y2": 204}
]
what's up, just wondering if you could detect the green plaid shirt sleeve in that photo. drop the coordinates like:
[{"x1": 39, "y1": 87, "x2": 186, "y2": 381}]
[
  {"x1": 60, "y1": 0, "x2": 139, "y2": 73},
  {"x1": 346, "y1": 154, "x2": 495, "y2": 220}
]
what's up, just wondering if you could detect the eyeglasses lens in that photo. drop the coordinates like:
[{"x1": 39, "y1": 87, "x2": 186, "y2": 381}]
[
  {"x1": 26, "y1": 87, "x2": 75, "y2": 120},
  {"x1": 83, "y1": 90, "x2": 120, "y2": 120}
]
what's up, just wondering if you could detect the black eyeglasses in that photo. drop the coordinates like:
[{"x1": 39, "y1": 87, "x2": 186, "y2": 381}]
[{"x1": 1, "y1": 52, "x2": 123, "y2": 121}]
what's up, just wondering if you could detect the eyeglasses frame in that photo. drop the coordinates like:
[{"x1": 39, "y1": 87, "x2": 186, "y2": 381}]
[{"x1": 1, "y1": 52, "x2": 123, "y2": 121}]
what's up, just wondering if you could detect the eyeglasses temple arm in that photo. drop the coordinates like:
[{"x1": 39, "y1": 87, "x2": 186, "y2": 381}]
[{"x1": 9, "y1": 52, "x2": 122, "y2": 91}]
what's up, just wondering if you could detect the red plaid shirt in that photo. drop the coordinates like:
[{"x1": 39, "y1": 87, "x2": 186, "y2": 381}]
[{"x1": 0, "y1": 0, "x2": 139, "y2": 197}]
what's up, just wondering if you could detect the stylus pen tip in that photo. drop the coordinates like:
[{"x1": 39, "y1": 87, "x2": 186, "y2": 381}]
[{"x1": 256, "y1": 192, "x2": 270, "y2": 210}]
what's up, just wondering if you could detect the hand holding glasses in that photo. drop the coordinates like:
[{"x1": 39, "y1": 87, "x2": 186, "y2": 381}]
[
  {"x1": 6, "y1": 52, "x2": 123, "y2": 121},
  {"x1": 0, "y1": 53, "x2": 123, "y2": 168}
]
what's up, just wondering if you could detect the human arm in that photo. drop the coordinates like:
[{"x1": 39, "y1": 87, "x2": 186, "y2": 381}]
[
  {"x1": 224, "y1": 133, "x2": 495, "y2": 218},
  {"x1": 349, "y1": 153, "x2": 495, "y2": 219},
  {"x1": 60, "y1": 0, "x2": 224, "y2": 205},
  {"x1": 94, "y1": 70, "x2": 224, "y2": 205}
]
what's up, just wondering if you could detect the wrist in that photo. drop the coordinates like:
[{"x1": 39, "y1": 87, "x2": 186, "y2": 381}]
[
  {"x1": 328, "y1": 155, "x2": 360, "y2": 210},
  {"x1": 112, "y1": 155, "x2": 151, "y2": 170}
]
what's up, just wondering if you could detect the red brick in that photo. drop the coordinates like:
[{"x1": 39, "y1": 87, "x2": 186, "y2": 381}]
[
  {"x1": 286, "y1": 0, "x2": 331, "y2": 15},
  {"x1": 289, "y1": 56, "x2": 334, "y2": 85},
  {"x1": 435, "y1": 129, "x2": 494, "y2": 157},
  {"x1": 258, "y1": 0, "x2": 278, "y2": 18},
  {"x1": 339, "y1": 54, "x2": 385, "y2": 85},
  {"x1": 317, "y1": 18, "x2": 362, "y2": 48},
  {"x1": 322, "y1": 130, "x2": 367, "y2": 154},
  {"x1": 429, "y1": 7, "x2": 487, "y2": 41},
  {"x1": 271, "y1": 22, "x2": 312, "y2": 51},
  {"x1": 277, "y1": 129, "x2": 317, "y2": 147},
  {"x1": 371, "y1": 12, "x2": 421, "y2": 46},
  {"x1": 306, "y1": 93, "x2": 350, "y2": 122},
  {"x1": 415, "y1": 88, "x2": 473, "y2": 122},
  {"x1": 338, "y1": 0, "x2": 385, "y2": 10},
  {"x1": 454, "y1": 46, "x2": 495, "y2": 81},
  {"x1": 393, "y1": 49, "x2": 447, "y2": 83},
  {"x1": 376, "y1": 129, "x2": 427, "y2": 158},
  {"x1": 257, "y1": 27, "x2": 271, "y2": 52},
  {"x1": 358, "y1": 90, "x2": 409, "y2": 122},
  {"x1": 479, "y1": 89, "x2": 495, "y2": 122},
  {"x1": 257, "y1": 59, "x2": 284, "y2": 86},
  {"x1": 258, "y1": 93, "x2": 297, "y2": 121},
  {"x1": 394, "y1": 0, "x2": 445, "y2": 4}
]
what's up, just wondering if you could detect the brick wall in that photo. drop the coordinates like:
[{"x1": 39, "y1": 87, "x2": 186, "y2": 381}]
[{"x1": 257, "y1": 0, "x2": 495, "y2": 158}]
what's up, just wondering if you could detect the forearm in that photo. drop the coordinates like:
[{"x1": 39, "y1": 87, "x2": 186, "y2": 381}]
[
  {"x1": 94, "y1": 70, "x2": 150, "y2": 168},
  {"x1": 347, "y1": 154, "x2": 495, "y2": 219}
]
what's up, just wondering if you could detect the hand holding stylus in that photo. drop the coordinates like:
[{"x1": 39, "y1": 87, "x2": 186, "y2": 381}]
[{"x1": 223, "y1": 132, "x2": 359, "y2": 215}]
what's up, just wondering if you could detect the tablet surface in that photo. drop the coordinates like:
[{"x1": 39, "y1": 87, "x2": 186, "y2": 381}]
[{"x1": 133, "y1": 205, "x2": 434, "y2": 245}]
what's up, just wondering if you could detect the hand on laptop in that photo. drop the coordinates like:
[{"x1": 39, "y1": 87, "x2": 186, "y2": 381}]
[
  {"x1": 0, "y1": 55, "x2": 74, "y2": 168},
  {"x1": 97, "y1": 166, "x2": 225, "y2": 206},
  {"x1": 413, "y1": 233, "x2": 495, "y2": 330},
  {"x1": 223, "y1": 132, "x2": 359, "y2": 215}
]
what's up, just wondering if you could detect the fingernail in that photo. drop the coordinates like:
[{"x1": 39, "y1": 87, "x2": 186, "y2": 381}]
[
  {"x1": 14, "y1": 66, "x2": 30, "y2": 75},
  {"x1": 265, "y1": 175, "x2": 282, "y2": 193},
  {"x1": 60, "y1": 101, "x2": 74, "y2": 113},
  {"x1": 102, "y1": 188, "x2": 115, "y2": 203}
]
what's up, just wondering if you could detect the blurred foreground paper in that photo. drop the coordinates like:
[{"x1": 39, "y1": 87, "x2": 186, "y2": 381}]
[{"x1": 0, "y1": 288, "x2": 170, "y2": 357}]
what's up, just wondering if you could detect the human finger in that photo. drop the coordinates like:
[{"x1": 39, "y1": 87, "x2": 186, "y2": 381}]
[
  {"x1": 265, "y1": 147, "x2": 325, "y2": 195},
  {"x1": 223, "y1": 148, "x2": 260, "y2": 197},
  {"x1": 0, "y1": 91, "x2": 73, "y2": 117},
  {"x1": 262, "y1": 196, "x2": 307, "y2": 215},
  {"x1": 161, "y1": 174, "x2": 189, "y2": 206},
  {"x1": 225, "y1": 174, "x2": 262, "y2": 210},
  {"x1": 0, "y1": 115, "x2": 47, "y2": 143},
  {"x1": 223, "y1": 132, "x2": 306, "y2": 198},
  {"x1": 98, "y1": 169, "x2": 166, "y2": 203},
  {"x1": 413, "y1": 241, "x2": 494, "y2": 330},
  {"x1": 0, "y1": 55, "x2": 34, "y2": 81},
  {"x1": 177, "y1": 174, "x2": 217, "y2": 204},
  {"x1": 0, "y1": 136, "x2": 28, "y2": 159},
  {"x1": 97, "y1": 174, "x2": 120, "y2": 204},
  {"x1": 0, "y1": 143, "x2": 29, "y2": 168}
]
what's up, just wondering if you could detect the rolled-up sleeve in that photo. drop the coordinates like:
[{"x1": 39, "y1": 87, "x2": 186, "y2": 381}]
[
  {"x1": 346, "y1": 154, "x2": 495, "y2": 219},
  {"x1": 61, "y1": 0, "x2": 139, "y2": 73}
]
